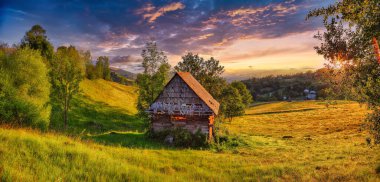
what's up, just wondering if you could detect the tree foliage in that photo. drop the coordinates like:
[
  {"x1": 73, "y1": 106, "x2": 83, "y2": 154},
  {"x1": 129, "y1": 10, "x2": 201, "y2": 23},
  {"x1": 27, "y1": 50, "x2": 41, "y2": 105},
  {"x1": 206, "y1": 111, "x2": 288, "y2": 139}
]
[
  {"x1": 95, "y1": 56, "x2": 111, "y2": 80},
  {"x1": 84, "y1": 54, "x2": 112, "y2": 81},
  {"x1": 230, "y1": 81, "x2": 253, "y2": 107},
  {"x1": 174, "y1": 53, "x2": 249, "y2": 120},
  {"x1": 308, "y1": 0, "x2": 380, "y2": 142},
  {"x1": 82, "y1": 51, "x2": 97, "y2": 80},
  {"x1": 20, "y1": 25, "x2": 54, "y2": 60},
  {"x1": 0, "y1": 47, "x2": 51, "y2": 129},
  {"x1": 137, "y1": 42, "x2": 171, "y2": 118},
  {"x1": 103, "y1": 57, "x2": 111, "y2": 80},
  {"x1": 174, "y1": 53, "x2": 226, "y2": 100},
  {"x1": 50, "y1": 46, "x2": 85, "y2": 129},
  {"x1": 220, "y1": 85, "x2": 245, "y2": 122}
]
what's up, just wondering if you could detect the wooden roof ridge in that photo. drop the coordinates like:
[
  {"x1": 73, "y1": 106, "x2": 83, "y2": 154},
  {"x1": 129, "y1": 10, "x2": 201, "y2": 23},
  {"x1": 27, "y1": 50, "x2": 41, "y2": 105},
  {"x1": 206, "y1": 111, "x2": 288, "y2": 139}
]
[{"x1": 176, "y1": 72, "x2": 220, "y2": 115}]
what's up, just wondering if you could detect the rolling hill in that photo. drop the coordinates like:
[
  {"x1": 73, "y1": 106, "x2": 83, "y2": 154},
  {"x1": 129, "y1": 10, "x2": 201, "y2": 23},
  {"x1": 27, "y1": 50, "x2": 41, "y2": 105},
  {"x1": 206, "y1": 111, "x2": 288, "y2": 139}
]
[
  {"x1": 110, "y1": 67, "x2": 137, "y2": 80},
  {"x1": 50, "y1": 79, "x2": 144, "y2": 134},
  {"x1": 1, "y1": 92, "x2": 379, "y2": 181}
]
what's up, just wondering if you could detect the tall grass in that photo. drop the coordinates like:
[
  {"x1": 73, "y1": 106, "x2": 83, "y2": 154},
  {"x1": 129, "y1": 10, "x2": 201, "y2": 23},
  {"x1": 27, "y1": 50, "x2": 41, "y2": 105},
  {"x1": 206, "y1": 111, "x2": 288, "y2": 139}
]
[
  {"x1": 1, "y1": 88, "x2": 379, "y2": 181},
  {"x1": 50, "y1": 79, "x2": 145, "y2": 134}
]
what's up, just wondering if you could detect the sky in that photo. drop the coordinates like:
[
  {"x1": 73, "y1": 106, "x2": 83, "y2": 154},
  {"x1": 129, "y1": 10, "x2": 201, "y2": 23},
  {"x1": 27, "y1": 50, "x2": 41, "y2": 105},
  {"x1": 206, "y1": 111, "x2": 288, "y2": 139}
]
[{"x1": 0, "y1": 0, "x2": 334, "y2": 79}]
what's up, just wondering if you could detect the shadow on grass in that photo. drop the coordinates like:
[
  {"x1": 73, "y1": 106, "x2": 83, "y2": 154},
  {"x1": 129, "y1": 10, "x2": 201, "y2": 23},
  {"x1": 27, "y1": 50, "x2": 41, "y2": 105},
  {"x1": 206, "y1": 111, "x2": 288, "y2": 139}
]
[
  {"x1": 247, "y1": 108, "x2": 320, "y2": 116},
  {"x1": 84, "y1": 132, "x2": 167, "y2": 149},
  {"x1": 51, "y1": 95, "x2": 147, "y2": 135}
]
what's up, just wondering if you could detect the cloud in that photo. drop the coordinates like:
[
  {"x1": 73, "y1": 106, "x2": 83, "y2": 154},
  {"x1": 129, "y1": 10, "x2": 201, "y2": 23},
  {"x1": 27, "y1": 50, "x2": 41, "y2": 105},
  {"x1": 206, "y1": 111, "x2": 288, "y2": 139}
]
[
  {"x1": 202, "y1": 1, "x2": 300, "y2": 41},
  {"x1": 110, "y1": 55, "x2": 142, "y2": 72},
  {"x1": 182, "y1": 33, "x2": 214, "y2": 44},
  {"x1": 221, "y1": 46, "x2": 311, "y2": 62},
  {"x1": 97, "y1": 34, "x2": 141, "y2": 53},
  {"x1": 137, "y1": 2, "x2": 185, "y2": 23},
  {"x1": 2, "y1": 0, "x2": 325, "y2": 74},
  {"x1": 111, "y1": 55, "x2": 141, "y2": 64}
]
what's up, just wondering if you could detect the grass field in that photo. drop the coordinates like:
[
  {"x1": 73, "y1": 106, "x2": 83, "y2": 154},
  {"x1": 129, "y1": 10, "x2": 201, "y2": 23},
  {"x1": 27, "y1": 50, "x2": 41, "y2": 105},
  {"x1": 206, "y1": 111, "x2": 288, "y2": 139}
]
[
  {"x1": 51, "y1": 79, "x2": 145, "y2": 134},
  {"x1": 0, "y1": 95, "x2": 379, "y2": 181}
]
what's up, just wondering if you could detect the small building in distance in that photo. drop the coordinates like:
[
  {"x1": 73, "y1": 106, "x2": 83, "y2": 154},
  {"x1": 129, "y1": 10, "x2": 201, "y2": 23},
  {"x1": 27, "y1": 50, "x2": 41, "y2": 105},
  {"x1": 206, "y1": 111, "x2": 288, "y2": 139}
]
[
  {"x1": 304, "y1": 89, "x2": 317, "y2": 100},
  {"x1": 147, "y1": 72, "x2": 220, "y2": 139}
]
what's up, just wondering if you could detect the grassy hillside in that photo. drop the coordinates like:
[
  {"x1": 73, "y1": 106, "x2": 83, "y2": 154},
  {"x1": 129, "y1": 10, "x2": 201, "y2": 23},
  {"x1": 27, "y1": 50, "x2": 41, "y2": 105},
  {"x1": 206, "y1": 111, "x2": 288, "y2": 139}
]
[
  {"x1": 51, "y1": 79, "x2": 144, "y2": 134},
  {"x1": 80, "y1": 79, "x2": 138, "y2": 114},
  {"x1": 1, "y1": 101, "x2": 379, "y2": 181}
]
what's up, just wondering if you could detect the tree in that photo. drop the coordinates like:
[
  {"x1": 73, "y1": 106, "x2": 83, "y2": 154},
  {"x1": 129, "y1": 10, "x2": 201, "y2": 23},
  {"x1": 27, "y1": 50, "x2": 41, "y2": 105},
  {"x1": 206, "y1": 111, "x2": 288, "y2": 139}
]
[
  {"x1": 174, "y1": 53, "x2": 226, "y2": 100},
  {"x1": 95, "y1": 56, "x2": 111, "y2": 80},
  {"x1": 50, "y1": 46, "x2": 85, "y2": 130},
  {"x1": 231, "y1": 81, "x2": 253, "y2": 107},
  {"x1": 103, "y1": 57, "x2": 111, "y2": 80},
  {"x1": 20, "y1": 25, "x2": 54, "y2": 60},
  {"x1": 137, "y1": 42, "x2": 171, "y2": 118},
  {"x1": 220, "y1": 85, "x2": 245, "y2": 122},
  {"x1": 0, "y1": 47, "x2": 51, "y2": 129},
  {"x1": 307, "y1": 0, "x2": 380, "y2": 142},
  {"x1": 82, "y1": 50, "x2": 97, "y2": 80},
  {"x1": 174, "y1": 53, "x2": 204, "y2": 79},
  {"x1": 83, "y1": 54, "x2": 111, "y2": 80},
  {"x1": 95, "y1": 57, "x2": 105, "y2": 79}
]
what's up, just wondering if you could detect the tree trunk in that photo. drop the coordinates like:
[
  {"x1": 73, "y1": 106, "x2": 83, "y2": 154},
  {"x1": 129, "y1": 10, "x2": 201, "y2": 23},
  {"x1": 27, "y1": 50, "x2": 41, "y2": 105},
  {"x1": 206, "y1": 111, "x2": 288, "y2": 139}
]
[{"x1": 373, "y1": 37, "x2": 380, "y2": 64}]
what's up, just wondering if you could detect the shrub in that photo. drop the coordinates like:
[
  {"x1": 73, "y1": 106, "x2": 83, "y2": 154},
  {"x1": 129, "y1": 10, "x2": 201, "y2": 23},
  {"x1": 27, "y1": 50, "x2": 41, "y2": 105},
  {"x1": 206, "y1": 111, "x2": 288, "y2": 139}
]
[
  {"x1": 146, "y1": 128, "x2": 208, "y2": 148},
  {"x1": 0, "y1": 48, "x2": 51, "y2": 129},
  {"x1": 211, "y1": 134, "x2": 246, "y2": 152},
  {"x1": 366, "y1": 108, "x2": 380, "y2": 144},
  {"x1": 211, "y1": 118, "x2": 247, "y2": 151}
]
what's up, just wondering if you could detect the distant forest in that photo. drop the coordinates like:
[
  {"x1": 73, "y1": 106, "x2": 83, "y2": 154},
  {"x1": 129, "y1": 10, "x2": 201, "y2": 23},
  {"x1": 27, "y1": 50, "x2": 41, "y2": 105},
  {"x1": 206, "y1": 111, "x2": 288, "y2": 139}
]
[{"x1": 242, "y1": 68, "x2": 352, "y2": 101}]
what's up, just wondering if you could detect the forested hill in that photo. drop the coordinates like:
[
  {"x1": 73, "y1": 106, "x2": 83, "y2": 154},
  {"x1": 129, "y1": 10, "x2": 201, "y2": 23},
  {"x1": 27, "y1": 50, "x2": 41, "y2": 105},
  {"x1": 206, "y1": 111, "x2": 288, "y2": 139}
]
[
  {"x1": 110, "y1": 67, "x2": 137, "y2": 80},
  {"x1": 242, "y1": 69, "x2": 334, "y2": 101}
]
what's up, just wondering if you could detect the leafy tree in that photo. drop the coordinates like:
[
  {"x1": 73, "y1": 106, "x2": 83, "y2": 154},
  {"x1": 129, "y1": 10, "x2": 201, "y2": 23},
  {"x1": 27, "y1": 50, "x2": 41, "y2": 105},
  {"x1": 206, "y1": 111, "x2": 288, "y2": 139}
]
[
  {"x1": 174, "y1": 53, "x2": 204, "y2": 79},
  {"x1": 93, "y1": 56, "x2": 111, "y2": 80},
  {"x1": 137, "y1": 42, "x2": 171, "y2": 118},
  {"x1": 50, "y1": 46, "x2": 85, "y2": 130},
  {"x1": 82, "y1": 50, "x2": 97, "y2": 80},
  {"x1": 307, "y1": 0, "x2": 380, "y2": 142},
  {"x1": 103, "y1": 57, "x2": 111, "y2": 80},
  {"x1": 0, "y1": 47, "x2": 51, "y2": 129},
  {"x1": 220, "y1": 85, "x2": 245, "y2": 123},
  {"x1": 231, "y1": 81, "x2": 253, "y2": 107},
  {"x1": 20, "y1": 25, "x2": 54, "y2": 60},
  {"x1": 95, "y1": 57, "x2": 105, "y2": 79},
  {"x1": 314, "y1": 67, "x2": 358, "y2": 100},
  {"x1": 174, "y1": 53, "x2": 226, "y2": 100}
]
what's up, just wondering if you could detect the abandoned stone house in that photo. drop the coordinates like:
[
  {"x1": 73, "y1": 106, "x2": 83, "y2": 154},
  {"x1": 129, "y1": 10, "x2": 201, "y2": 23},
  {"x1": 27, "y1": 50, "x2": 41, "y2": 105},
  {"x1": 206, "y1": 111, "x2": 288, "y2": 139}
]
[{"x1": 146, "y1": 72, "x2": 220, "y2": 139}]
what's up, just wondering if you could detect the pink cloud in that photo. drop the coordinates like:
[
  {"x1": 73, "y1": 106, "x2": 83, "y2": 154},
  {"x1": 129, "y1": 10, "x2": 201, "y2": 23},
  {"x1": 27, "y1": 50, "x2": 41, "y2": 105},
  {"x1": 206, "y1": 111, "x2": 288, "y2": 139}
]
[{"x1": 136, "y1": 2, "x2": 185, "y2": 23}]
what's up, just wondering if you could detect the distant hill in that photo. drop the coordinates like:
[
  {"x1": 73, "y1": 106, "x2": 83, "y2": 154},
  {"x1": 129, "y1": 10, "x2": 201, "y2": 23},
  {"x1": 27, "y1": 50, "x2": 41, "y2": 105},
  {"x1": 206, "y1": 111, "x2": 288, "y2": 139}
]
[
  {"x1": 242, "y1": 70, "x2": 330, "y2": 101},
  {"x1": 110, "y1": 67, "x2": 137, "y2": 80},
  {"x1": 223, "y1": 68, "x2": 317, "y2": 81}
]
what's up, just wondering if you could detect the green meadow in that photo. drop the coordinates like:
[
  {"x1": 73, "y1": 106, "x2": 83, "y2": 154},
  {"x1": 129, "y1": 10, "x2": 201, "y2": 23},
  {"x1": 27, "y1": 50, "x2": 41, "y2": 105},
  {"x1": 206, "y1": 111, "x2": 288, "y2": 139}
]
[{"x1": 0, "y1": 80, "x2": 379, "y2": 181}]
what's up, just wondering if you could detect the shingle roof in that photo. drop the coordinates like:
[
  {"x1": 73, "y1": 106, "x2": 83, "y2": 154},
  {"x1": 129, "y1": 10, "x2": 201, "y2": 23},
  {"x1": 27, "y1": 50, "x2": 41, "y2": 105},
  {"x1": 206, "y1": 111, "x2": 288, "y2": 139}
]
[{"x1": 176, "y1": 72, "x2": 220, "y2": 115}]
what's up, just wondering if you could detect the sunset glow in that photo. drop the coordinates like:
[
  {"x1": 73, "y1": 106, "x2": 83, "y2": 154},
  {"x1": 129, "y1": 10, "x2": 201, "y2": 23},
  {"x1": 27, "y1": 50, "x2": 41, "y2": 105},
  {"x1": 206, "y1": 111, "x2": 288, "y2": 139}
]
[{"x1": 0, "y1": 0, "x2": 333, "y2": 78}]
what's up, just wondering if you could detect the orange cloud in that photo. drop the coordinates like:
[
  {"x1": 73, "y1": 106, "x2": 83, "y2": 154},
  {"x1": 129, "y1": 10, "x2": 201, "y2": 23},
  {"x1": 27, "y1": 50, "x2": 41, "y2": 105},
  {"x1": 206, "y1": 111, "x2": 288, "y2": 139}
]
[
  {"x1": 135, "y1": 3, "x2": 155, "y2": 14},
  {"x1": 227, "y1": 6, "x2": 269, "y2": 17},
  {"x1": 196, "y1": 33, "x2": 214, "y2": 40},
  {"x1": 182, "y1": 33, "x2": 215, "y2": 45},
  {"x1": 137, "y1": 2, "x2": 185, "y2": 23},
  {"x1": 220, "y1": 47, "x2": 311, "y2": 62}
]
